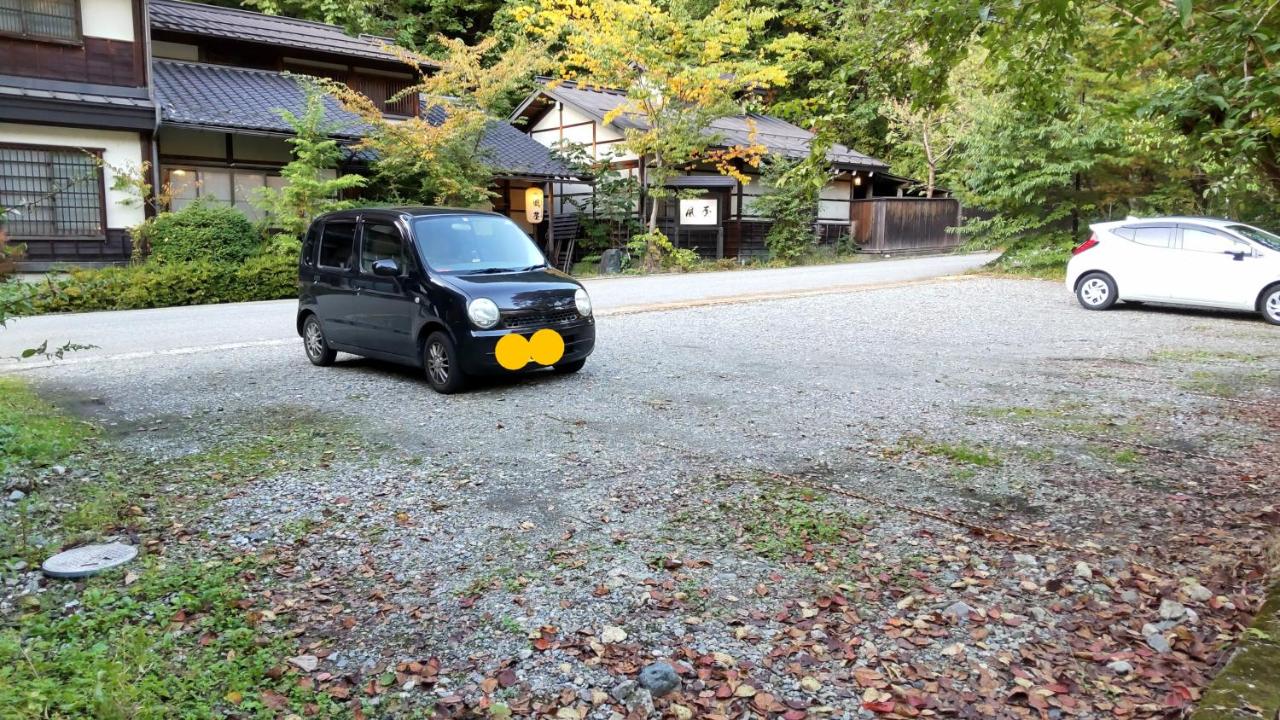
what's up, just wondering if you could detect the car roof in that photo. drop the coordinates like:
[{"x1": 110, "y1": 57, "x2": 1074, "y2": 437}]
[
  {"x1": 1096, "y1": 216, "x2": 1243, "y2": 228},
  {"x1": 318, "y1": 207, "x2": 504, "y2": 221}
]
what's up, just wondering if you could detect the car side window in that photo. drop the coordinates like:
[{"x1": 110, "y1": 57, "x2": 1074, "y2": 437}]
[
  {"x1": 318, "y1": 221, "x2": 356, "y2": 270},
  {"x1": 360, "y1": 222, "x2": 408, "y2": 275},
  {"x1": 301, "y1": 222, "x2": 320, "y2": 267},
  {"x1": 1182, "y1": 227, "x2": 1244, "y2": 255},
  {"x1": 1129, "y1": 226, "x2": 1172, "y2": 248}
]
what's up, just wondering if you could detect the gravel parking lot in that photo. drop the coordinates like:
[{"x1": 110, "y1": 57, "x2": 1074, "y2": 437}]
[{"x1": 7, "y1": 276, "x2": 1280, "y2": 719}]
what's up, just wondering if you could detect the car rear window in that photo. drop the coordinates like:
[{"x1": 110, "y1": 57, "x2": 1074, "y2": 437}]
[
  {"x1": 318, "y1": 221, "x2": 356, "y2": 270},
  {"x1": 1129, "y1": 226, "x2": 1173, "y2": 248}
]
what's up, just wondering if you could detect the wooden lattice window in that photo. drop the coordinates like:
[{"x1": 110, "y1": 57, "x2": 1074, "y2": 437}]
[
  {"x1": 0, "y1": 144, "x2": 106, "y2": 239},
  {"x1": 0, "y1": 0, "x2": 81, "y2": 43}
]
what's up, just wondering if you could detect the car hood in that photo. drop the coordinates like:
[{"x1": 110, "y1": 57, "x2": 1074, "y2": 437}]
[{"x1": 437, "y1": 267, "x2": 582, "y2": 312}]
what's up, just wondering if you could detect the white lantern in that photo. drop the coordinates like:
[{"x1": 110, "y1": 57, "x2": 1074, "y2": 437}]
[{"x1": 525, "y1": 186, "x2": 545, "y2": 224}]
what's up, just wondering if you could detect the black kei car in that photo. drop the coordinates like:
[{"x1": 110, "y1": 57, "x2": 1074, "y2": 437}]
[{"x1": 296, "y1": 208, "x2": 595, "y2": 393}]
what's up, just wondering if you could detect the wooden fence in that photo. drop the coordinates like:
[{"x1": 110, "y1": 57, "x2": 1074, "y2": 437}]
[{"x1": 850, "y1": 198, "x2": 962, "y2": 253}]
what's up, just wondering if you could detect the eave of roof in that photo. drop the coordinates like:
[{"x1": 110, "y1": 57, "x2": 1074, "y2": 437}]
[
  {"x1": 512, "y1": 80, "x2": 889, "y2": 171},
  {"x1": 149, "y1": 0, "x2": 430, "y2": 67},
  {"x1": 153, "y1": 60, "x2": 578, "y2": 180}
]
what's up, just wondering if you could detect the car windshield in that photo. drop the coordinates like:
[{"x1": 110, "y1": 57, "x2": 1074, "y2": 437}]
[
  {"x1": 1227, "y1": 224, "x2": 1280, "y2": 252},
  {"x1": 412, "y1": 215, "x2": 546, "y2": 273}
]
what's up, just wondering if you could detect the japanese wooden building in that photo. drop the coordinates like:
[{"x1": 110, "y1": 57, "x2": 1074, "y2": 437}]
[
  {"x1": 511, "y1": 80, "x2": 962, "y2": 262},
  {"x1": 1, "y1": 0, "x2": 578, "y2": 270}
]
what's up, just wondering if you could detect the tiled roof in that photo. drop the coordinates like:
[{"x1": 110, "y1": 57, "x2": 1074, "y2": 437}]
[
  {"x1": 0, "y1": 83, "x2": 152, "y2": 109},
  {"x1": 150, "y1": 0, "x2": 410, "y2": 65},
  {"x1": 153, "y1": 60, "x2": 575, "y2": 179},
  {"x1": 154, "y1": 60, "x2": 369, "y2": 136},
  {"x1": 519, "y1": 80, "x2": 888, "y2": 170}
]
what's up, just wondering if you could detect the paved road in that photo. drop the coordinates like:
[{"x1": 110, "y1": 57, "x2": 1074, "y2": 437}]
[{"x1": 0, "y1": 252, "x2": 994, "y2": 367}]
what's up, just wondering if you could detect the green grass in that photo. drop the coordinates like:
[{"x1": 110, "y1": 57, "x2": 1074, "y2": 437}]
[
  {"x1": 0, "y1": 557, "x2": 344, "y2": 720},
  {"x1": 1151, "y1": 349, "x2": 1264, "y2": 364},
  {"x1": 728, "y1": 486, "x2": 867, "y2": 561},
  {"x1": 0, "y1": 377, "x2": 94, "y2": 475},
  {"x1": 975, "y1": 240, "x2": 1071, "y2": 280},
  {"x1": 1090, "y1": 444, "x2": 1142, "y2": 466},
  {"x1": 3, "y1": 417, "x2": 355, "y2": 564},
  {"x1": 1178, "y1": 369, "x2": 1272, "y2": 398},
  {"x1": 901, "y1": 435, "x2": 1003, "y2": 467}
]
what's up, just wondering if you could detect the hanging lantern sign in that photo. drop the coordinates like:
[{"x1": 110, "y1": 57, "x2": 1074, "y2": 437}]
[{"x1": 525, "y1": 186, "x2": 545, "y2": 224}]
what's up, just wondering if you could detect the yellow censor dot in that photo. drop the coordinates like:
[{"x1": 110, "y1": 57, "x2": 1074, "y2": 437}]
[
  {"x1": 528, "y1": 329, "x2": 565, "y2": 366},
  {"x1": 495, "y1": 333, "x2": 531, "y2": 370},
  {"x1": 494, "y1": 329, "x2": 566, "y2": 371}
]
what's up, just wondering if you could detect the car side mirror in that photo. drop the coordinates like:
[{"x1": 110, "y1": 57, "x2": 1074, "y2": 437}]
[
  {"x1": 371, "y1": 258, "x2": 401, "y2": 276},
  {"x1": 1224, "y1": 250, "x2": 1247, "y2": 261}
]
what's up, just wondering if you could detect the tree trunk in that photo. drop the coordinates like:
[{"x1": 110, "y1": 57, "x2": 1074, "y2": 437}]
[
  {"x1": 926, "y1": 165, "x2": 936, "y2": 199},
  {"x1": 647, "y1": 157, "x2": 663, "y2": 233}
]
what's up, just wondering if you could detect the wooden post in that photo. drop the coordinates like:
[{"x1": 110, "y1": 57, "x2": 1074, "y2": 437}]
[{"x1": 546, "y1": 180, "x2": 556, "y2": 261}]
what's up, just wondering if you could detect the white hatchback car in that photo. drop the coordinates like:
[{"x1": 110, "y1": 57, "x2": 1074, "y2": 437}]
[{"x1": 1065, "y1": 217, "x2": 1280, "y2": 325}]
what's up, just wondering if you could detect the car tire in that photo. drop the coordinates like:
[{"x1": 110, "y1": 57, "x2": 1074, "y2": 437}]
[
  {"x1": 302, "y1": 315, "x2": 337, "y2": 367},
  {"x1": 1261, "y1": 285, "x2": 1280, "y2": 326},
  {"x1": 1076, "y1": 272, "x2": 1118, "y2": 311},
  {"x1": 423, "y1": 331, "x2": 466, "y2": 394},
  {"x1": 552, "y1": 358, "x2": 587, "y2": 374}
]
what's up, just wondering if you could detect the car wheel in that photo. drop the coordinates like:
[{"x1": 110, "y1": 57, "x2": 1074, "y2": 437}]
[
  {"x1": 423, "y1": 331, "x2": 466, "y2": 394},
  {"x1": 1262, "y1": 286, "x2": 1280, "y2": 326},
  {"x1": 1076, "y1": 272, "x2": 1117, "y2": 311},
  {"x1": 302, "y1": 315, "x2": 336, "y2": 366},
  {"x1": 553, "y1": 358, "x2": 587, "y2": 374}
]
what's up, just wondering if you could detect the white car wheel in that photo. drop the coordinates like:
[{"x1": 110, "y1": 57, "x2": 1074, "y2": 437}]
[
  {"x1": 1263, "y1": 287, "x2": 1280, "y2": 326},
  {"x1": 1076, "y1": 273, "x2": 1117, "y2": 311}
]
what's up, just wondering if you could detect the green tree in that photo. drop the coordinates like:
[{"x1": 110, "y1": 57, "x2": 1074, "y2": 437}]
[
  {"x1": 253, "y1": 82, "x2": 367, "y2": 247},
  {"x1": 752, "y1": 142, "x2": 830, "y2": 262},
  {"x1": 550, "y1": 141, "x2": 641, "y2": 251},
  {"x1": 239, "y1": 0, "x2": 504, "y2": 53},
  {"x1": 322, "y1": 37, "x2": 545, "y2": 207},
  {"x1": 517, "y1": 0, "x2": 789, "y2": 267}
]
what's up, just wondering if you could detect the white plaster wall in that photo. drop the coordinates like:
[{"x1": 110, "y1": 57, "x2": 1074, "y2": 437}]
[
  {"x1": 81, "y1": 0, "x2": 135, "y2": 42},
  {"x1": 527, "y1": 100, "x2": 637, "y2": 162},
  {"x1": 819, "y1": 180, "x2": 852, "y2": 221},
  {"x1": 0, "y1": 122, "x2": 145, "y2": 230}
]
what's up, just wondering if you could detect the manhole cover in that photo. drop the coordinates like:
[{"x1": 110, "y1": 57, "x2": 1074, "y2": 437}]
[{"x1": 42, "y1": 543, "x2": 138, "y2": 578}]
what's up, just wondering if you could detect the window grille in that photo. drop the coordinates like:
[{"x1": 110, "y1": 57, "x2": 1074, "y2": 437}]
[
  {"x1": 0, "y1": 0, "x2": 80, "y2": 42},
  {"x1": 0, "y1": 144, "x2": 105, "y2": 239}
]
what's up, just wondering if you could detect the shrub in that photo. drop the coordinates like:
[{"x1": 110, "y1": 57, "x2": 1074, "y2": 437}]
[
  {"x1": 25, "y1": 253, "x2": 296, "y2": 314},
  {"x1": 140, "y1": 204, "x2": 261, "y2": 265},
  {"x1": 627, "y1": 230, "x2": 700, "y2": 272}
]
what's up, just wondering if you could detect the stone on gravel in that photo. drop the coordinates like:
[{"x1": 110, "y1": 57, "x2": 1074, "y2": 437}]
[
  {"x1": 1106, "y1": 660, "x2": 1133, "y2": 674},
  {"x1": 289, "y1": 654, "x2": 319, "y2": 672},
  {"x1": 626, "y1": 688, "x2": 654, "y2": 715},
  {"x1": 8, "y1": 490, "x2": 26, "y2": 502},
  {"x1": 1013, "y1": 554, "x2": 1037, "y2": 567},
  {"x1": 1120, "y1": 589, "x2": 1140, "y2": 604},
  {"x1": 601, "y1": 625, "x2": 627, "y2": 644},
  {"x1": 638, "y1": 662, "x2": 680, "y2": 697},
  {"x1": 1073, "y1": 561, "x2": 1093, "y2": 579},
  {"x1": 1146, "y1": 634, "x2": 1172, "y2": 654},
  {"x1": 1184, "y1": 582, "x2": 1212, "y2": 603},
  {"x1": 942, "y1": 601, "x2": 974, "y2": 624},
  {"x1": 1159, "y1": 599, "x2": 1186, "y2": 620},
  {"x1": 609, "y1": 680, "x2": 636, "y2": 702}
]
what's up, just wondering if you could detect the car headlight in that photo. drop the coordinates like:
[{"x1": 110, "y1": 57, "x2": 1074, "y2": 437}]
[
  {"x1": 574, "y1": 288, "x2": 592, "y2": 317},
  {"x1": 467, "y1": 298, "x2": 500, "y2": 329}
]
